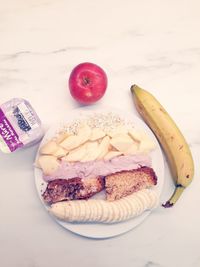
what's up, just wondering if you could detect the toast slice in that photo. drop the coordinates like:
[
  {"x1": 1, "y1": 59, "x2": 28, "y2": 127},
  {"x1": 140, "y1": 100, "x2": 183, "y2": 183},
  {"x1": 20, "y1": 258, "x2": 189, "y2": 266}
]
[
  {"x1": 43, "y1": 176, "x2": 105, "y2": 204},
  {"x1": 105, "y1": 167, "x2": 157, "y2": 201}
]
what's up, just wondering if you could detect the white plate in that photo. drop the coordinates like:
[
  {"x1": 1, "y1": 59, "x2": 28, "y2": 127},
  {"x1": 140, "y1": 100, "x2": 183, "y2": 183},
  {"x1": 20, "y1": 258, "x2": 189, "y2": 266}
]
[{"x1": 34, "y1": 107, "x2": 164, "y2": 239}]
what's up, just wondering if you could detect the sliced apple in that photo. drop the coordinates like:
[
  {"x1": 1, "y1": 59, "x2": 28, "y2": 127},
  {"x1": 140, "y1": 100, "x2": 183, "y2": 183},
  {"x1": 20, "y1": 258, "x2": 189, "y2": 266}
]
[
  {"x1": 81, "y1": 141, "x2": 100, "y2": 162},
  {"x1": 97, "y1": 136, "x2": 110, "y2": 160},
  {"x1": 123, "y1": 142, "x2": 138, "y2": 155},
  {"x1": 54, "y1": 131, "x2": 70, "y2": 144},
  {"x1": 40, "y1": 141, "x2": 59, "y2": 155},
  {"x1": 63, "y1": 143, "x2": 87, "y2": 162},
  {"x1": 110, "y1": 134, "x2": 134, "y2": 152},
  {"x1": 128, "y1": 128, "x2": 144, "y2": 142},
  {"x1": 139, "y1": 139, "x2": 156, "y2": 153},
  {"x1": 60, "y1": 135, "x2": 80, "y2": 150},
  {"x1": 89, "y1": 128, "x2": 105, "y2": 141},
  {"x1": 53, "y1": 147, "x2": 68, "y2": 157},
  {"x1": 37, "y1": 155, "x2": 60, "y2": 175},
  {"x1": 77, "y1": 124, "x2": 92, "y2": 142},
  {"x1": 106, "y1": 126, "x2": 128, "y2": 138},
  {"x1": 60, "y1": 124, "x2": 91, "y2": 151},
  {"x1": 104, "y1": 151, "x2": 123, "y2": 160}
]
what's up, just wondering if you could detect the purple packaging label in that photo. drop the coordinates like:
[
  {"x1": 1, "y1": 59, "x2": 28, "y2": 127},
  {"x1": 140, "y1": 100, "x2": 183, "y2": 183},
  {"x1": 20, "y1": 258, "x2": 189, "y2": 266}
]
[{"x1": 0, "y1": 108, "x2": 23, "y2": 152}]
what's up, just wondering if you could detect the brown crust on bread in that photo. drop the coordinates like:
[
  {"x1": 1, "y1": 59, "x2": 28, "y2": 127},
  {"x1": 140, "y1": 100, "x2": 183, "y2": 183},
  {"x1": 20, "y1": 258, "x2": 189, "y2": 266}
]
[
  {"x1": 105, "y1": 167, "x2": 157, "y2": 201},
  {"x1": 42, "y1": 176, "x2": 105, "y2": 204}
]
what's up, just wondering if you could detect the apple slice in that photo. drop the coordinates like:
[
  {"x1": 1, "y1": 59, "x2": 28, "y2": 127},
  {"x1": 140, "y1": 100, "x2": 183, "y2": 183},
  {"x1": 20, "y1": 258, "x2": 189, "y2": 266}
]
[
  {"x1": 123, "y1": 142, "x2": 138, "y2": 155},
  {"x1": 40, "y1": 141, "x2": 59, "y2": 155},
  {"x1": 104, "y1": 151, "x2": 123, "y2": 160},
  {"x1": 139, "y1": 139, "x2": 156, "y2": 153},
  {"x1": 97, "y1": 136, "x2": 110, "y2": 160},
  {"x1": 81, "y1": 141, "x2": 99, "y2": 162},
  {"x1": 89, "y1": 128, "x2": 105, "y2": 141},
  {"x1": 106, "y1": 126, "x2": 128, "y2": 138},
  {"x1": 54, "y1": 131, "x2": 71, "y2": 144},
  {"x1": 128, "y1": 128, "x2": 143, "y2": 142},
  {"x1": 60, "y1": 135, "x2": 81, "y2": 150},
  {"x1": 77, "y1": 124, "x2": 92, "y2": 142},
  {"x1": 60, "y1": 125, "x2": 91, "y2": 150},
  {"x1": 37, "y1": 155, "x2": 60, "y2": 175},
  {"x1": 110, "y1": 134, "x2": 134, "y2": 152},
  {"x1": 53, "y1": 147, "x2": 68, "y2": 157},
  {"x1": 63, "y1": 143, "x2": 87, "y2": 162}
]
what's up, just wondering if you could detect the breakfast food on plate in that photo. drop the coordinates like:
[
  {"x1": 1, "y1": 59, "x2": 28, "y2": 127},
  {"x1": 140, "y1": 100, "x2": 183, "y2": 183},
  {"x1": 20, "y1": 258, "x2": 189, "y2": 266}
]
[
  {"x1": 49, "y1": 189, "x2": 158, "y2": 223},
  {"x1": 37, "y1": 155, "x2": 60, "y2": 176},
  {"x1": 37, "y1": 119, "x2": 155, "y2": 179},
  {"x1": 131, "y1": 84, "x2": 194, "y2": 207},
  {"x1": 42, "y1": 154, "x2": 152, "y2": 181},
  {"x1": 105, "y1": 167, "x2": 157, "y2": 201},
  {"x1": 43, "y1": 177, "x2": 105, "y2": 204},
  {"x1": 36, "y1": 112, "x2": 159, "y2": 224}
]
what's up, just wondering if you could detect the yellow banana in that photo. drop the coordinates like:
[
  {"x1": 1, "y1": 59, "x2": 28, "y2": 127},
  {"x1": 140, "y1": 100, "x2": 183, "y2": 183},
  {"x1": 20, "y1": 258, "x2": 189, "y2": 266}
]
[{"x1": 130, "y1": 84, "x2": 194, "y2": 207}]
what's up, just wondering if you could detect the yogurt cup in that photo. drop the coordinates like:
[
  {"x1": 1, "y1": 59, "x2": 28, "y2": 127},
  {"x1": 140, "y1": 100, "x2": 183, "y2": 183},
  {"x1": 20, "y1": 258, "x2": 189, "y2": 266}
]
[{"x1": 0, "y1": 98, "x2": 43, "y2": 153}]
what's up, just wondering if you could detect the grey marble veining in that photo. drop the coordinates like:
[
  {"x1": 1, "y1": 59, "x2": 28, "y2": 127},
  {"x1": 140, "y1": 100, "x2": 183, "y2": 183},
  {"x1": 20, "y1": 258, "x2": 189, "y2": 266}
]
[{"x1": 0, "y1": 46, "x2": 96, "y2": 60}]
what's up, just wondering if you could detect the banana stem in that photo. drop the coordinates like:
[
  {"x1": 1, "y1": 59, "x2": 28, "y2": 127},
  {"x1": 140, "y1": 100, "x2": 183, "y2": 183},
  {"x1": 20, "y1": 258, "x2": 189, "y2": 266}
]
[
  {"x1": 162, "y1": 185, "x2": 185, "y2": 208},
  {"x1": 130, "y1": 85, "x2": 136, "y2": 93}
]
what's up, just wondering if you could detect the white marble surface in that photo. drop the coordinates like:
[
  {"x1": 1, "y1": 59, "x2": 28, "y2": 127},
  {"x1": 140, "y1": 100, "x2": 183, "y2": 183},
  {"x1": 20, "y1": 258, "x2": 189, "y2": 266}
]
[{"x1": 0, "y1": 0, "x2": 200, "y2": 266}]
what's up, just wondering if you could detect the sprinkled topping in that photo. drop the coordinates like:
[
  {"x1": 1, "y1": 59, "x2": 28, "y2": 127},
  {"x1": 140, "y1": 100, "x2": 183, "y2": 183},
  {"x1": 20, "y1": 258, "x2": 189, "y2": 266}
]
[
  {"x1": 63, "y1": 119, "x2": 82, "y2": 135},
  {"x1": 87, "y1": 112, "x2": 124, "y2": 131},
  {"x1": 55, "y1": 112, "x2": 127, "y2": 137}
]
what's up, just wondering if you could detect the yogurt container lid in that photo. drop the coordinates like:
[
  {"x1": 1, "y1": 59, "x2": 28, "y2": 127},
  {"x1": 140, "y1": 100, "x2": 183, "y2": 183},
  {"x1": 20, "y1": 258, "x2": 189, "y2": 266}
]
[{"x1": 0, "y1": 98, "x2": 43, "y2": 153}]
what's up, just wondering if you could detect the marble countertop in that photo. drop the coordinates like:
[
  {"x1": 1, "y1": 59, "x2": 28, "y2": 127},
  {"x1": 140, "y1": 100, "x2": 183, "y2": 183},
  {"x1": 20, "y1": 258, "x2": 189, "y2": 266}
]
[{"x1": 1, "y1": 0, "x2": 200, "y2": 266}]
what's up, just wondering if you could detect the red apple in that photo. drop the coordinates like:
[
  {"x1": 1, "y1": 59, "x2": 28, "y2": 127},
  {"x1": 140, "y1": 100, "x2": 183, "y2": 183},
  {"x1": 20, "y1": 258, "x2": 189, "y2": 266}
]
[{"x1": 68, "y1": 62, "x2": 108, "y2": 104}]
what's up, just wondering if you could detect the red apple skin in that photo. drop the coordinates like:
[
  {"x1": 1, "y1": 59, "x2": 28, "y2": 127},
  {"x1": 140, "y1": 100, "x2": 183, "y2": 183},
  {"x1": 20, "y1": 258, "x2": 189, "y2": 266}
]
[{"x1": 68, "y1": 62, "x2": 108, "y2": 104}]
